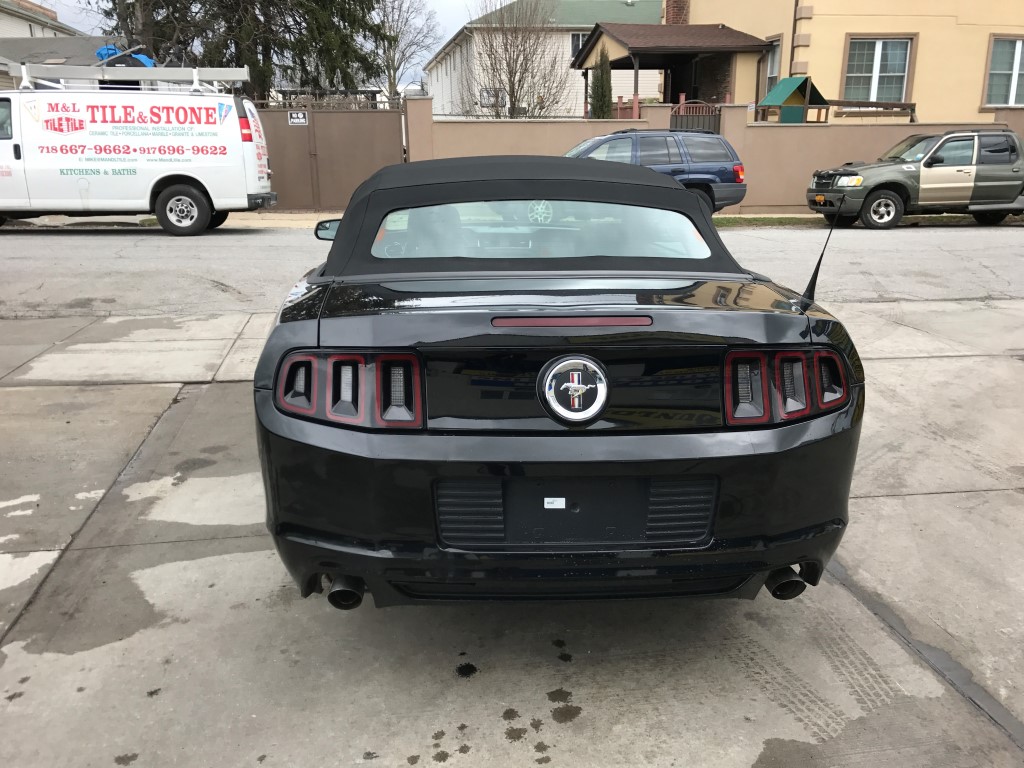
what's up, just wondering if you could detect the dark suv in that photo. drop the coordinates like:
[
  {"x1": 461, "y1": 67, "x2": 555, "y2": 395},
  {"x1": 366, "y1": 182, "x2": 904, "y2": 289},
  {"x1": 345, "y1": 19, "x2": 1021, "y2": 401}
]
[{"x1": 565, "y1": 129, "x2": 746, "y2": 212}]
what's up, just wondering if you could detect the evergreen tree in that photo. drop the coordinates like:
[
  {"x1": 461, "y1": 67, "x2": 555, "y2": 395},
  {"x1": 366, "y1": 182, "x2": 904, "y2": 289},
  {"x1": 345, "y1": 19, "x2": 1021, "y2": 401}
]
[{"x1": 589, "y1": 46, "x2": 612, "y2": 119}]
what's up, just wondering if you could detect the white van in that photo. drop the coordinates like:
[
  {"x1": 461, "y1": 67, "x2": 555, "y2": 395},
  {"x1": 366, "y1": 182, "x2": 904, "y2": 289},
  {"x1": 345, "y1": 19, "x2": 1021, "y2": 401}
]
[{"x1": 0, "y1": 64, "x2": 276, "y2": 236}]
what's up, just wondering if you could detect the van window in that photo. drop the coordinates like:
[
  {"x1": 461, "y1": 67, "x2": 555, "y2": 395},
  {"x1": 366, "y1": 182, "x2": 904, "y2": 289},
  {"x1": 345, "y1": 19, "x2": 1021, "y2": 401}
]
[{"x1": 0, "y1": 99, "x2": 12, "y2": 140}]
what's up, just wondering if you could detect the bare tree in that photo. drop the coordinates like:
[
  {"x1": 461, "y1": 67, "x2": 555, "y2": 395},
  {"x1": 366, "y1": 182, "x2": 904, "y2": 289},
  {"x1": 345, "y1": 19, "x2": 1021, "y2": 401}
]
[
  {"x1": 369, "y1": 0, "x2": 443, "y2": 106},
  {"x1": 459, "y1": 0, "x2": 573, "y2": 118}
]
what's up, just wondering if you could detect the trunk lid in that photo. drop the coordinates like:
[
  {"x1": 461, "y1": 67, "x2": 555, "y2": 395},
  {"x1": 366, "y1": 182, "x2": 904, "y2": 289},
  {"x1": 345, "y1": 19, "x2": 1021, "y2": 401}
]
[{"x1": 317, "y1": 275, "x2": 808, "y2": 433}]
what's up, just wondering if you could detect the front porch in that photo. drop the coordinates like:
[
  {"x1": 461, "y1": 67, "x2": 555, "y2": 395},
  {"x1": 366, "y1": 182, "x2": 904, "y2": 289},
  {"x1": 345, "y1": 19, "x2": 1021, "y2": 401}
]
[{"x1": 571, "y1": 23, "x2": 769, "y2": 118}]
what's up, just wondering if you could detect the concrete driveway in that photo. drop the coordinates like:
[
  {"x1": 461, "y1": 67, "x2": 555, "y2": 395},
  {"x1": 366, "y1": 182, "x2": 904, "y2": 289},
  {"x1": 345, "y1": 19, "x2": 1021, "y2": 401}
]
[{"x1": 1, "y1": 222, "x2": 1022, "y2": 767}]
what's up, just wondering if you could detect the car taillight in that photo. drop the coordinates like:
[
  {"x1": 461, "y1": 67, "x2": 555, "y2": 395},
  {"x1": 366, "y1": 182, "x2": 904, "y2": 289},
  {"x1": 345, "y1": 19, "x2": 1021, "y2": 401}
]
[
  {"x1": 733, "y1": 164, "x2": 745, "y2": 183},
  {"x1": 724, "y1": 348, "x2": 849, "y2": 426},
  {"x1": 239, "y1": 116, "x2": 254, "y2": 142},
  {"x1": 275, "y1": 351, "x2": 423, "y2": 430}
]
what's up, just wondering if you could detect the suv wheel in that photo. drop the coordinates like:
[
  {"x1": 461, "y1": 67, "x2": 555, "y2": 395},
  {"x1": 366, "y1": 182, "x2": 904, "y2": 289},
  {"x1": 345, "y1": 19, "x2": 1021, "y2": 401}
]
[
  {"x1": 860, "y1": 189, "x2": 904, "y2": 230},
  {"x1": 972, "y1": 212, "x2": 1008, "y2": 226}
]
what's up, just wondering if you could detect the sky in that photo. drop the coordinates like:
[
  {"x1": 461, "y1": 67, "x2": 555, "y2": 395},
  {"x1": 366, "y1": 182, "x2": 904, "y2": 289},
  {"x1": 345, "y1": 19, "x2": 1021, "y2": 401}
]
[{"x1": 46, "y1": 0, "x2": 478, "y2": 52}]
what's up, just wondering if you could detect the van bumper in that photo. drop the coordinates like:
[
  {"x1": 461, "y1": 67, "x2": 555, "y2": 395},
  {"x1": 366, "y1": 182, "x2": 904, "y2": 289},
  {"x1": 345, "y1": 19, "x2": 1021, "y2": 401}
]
[{"x1": 248, "y1": 192, "x2": 278, "y2": 210}]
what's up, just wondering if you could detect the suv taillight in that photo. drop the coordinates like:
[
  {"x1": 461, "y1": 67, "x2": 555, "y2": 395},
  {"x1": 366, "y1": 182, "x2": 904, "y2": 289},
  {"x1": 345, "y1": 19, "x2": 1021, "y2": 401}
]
[
  {"x1": 724, "y1": 348, "x2": 850, "y2": 426},
  {"x1": 276, "y1": 351, "x2": 423, "y2": 430},
  {"x1": 733, "y1": 163, "x2": 745, "y2": 183},
  {"x1": 239, "y1": 116, "x2": 254, "y2": 142}
]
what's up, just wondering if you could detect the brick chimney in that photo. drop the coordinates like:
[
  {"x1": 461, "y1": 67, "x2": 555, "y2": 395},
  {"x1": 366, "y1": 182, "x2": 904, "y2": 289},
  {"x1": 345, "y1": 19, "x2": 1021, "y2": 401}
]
[{"x1": 663, "y1": 0, "x2": 691, "y2": 25}]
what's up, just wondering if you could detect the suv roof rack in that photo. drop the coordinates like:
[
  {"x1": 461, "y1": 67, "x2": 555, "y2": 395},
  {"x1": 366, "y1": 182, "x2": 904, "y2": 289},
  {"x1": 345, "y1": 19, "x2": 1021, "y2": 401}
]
[
  {"x1": 941, "y1": 127, "x2": 1014, "y2": 136},
  {"x1": 6, "y1": 62, "x2": 249, "y2": 93},
  {"x1": 611, "y1": 128, "x2": 717, "y2": 135}
]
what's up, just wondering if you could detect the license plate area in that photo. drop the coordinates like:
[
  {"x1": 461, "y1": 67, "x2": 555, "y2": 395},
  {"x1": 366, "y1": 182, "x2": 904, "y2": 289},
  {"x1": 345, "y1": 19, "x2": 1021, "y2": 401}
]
[{"x1": 505, "y1": 477, "x2": 648, "y2": 545}]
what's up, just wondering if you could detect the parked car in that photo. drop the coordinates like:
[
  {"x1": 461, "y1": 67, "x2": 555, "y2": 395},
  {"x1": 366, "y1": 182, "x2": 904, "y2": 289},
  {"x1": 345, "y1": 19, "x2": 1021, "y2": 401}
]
[
  {"x1": 565, "y1": 129, "x2": 746, "y2": 212},
  {"x1": 0, "y1": 64, "x2": 276, "y2": 236},
  {"x1": 255, "y1": 156, "x2": 863, "y2": 611},
  {"x1": 806, "y1": 128, "x2": 1024, "y2": 229}
]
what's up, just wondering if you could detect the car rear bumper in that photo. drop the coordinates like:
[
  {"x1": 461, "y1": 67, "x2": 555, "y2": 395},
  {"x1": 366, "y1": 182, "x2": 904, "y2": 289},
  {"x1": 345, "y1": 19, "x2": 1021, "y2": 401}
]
[
  {"x1": 247, "y1": 192, "x2": 278, "y2": 210},
  {"x1": 711, "y1": 182, "x2": 747, "y2": 211},
  {"x1": 255, "y1": 387, "x2": 863, "y2": 606},
  {"x1": 806, "y1": 189, "x2": 865, "y2": 215}
]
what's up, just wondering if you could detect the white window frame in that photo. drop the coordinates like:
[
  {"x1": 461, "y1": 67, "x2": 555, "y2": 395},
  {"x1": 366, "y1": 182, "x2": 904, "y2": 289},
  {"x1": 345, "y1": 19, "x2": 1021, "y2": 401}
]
[
  {"x1": 480, "y1": 88, "x2": 508, "y2": 108},
  {"x1": 986, "y1": 39, "x2": 1023, "y2": 106},
  {"x1": 845, "y1": 38, "x2": 911, "y2": 102}
]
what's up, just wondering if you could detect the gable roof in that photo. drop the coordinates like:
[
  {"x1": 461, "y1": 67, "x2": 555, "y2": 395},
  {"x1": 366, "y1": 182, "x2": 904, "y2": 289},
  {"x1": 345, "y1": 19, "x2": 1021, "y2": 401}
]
[
  {"x1": 758, "y1": 76, "x2": 829, "y2": 107},
  {"x1": 0, "y1": 0, "x2": 82, "y2": 36},
  {"x1": 572, "y1": 22, "x2": 768, "y2": 68}
]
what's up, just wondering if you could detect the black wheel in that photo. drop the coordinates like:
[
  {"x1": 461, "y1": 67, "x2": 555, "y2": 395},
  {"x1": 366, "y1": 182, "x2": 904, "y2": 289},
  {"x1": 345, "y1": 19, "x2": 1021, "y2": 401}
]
[
  {"x1": 859, "y1": 189, "x2": 904, "y2": 230},
  {"x1": 208, "y1": 211, "x2": 230, "y2": 229},
  {"x1": 972, "y1": 212, "x2": 1008, "y2": 226},
  {"x1": 688, "y1": 188, "x2": 714, "y2": 215},
  {"x1": 155, "y1": 184, "x2": 211, "y2": 236},
  {"x1": 823, "y1": 214, "x2": 856, "y2": 228}
]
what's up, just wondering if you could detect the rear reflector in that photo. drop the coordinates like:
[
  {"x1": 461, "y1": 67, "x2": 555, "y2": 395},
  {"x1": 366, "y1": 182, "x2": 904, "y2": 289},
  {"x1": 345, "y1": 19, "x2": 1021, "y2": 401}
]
[{"x1": 491, "y1": 316, "x2": 652, "y2": 328}]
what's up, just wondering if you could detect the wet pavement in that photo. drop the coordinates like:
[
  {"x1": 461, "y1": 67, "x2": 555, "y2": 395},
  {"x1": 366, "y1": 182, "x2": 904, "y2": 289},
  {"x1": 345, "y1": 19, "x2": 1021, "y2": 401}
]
[{"x1": 1, "y1": 223, "x2": 1023, "y2": 766}]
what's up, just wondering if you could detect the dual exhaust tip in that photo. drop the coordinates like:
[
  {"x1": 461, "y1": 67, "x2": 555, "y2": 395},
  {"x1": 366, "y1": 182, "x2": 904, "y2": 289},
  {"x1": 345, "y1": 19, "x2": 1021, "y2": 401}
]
[{"x1": 322, "y1": 567, "x2": 806, "y2": 609}]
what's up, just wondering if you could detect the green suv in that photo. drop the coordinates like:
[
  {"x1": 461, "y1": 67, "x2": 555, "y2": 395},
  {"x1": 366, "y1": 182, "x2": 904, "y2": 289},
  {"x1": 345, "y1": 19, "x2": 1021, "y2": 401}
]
[{"x1": 806, "y1": 129, "x2": 1024, "y2": 229}]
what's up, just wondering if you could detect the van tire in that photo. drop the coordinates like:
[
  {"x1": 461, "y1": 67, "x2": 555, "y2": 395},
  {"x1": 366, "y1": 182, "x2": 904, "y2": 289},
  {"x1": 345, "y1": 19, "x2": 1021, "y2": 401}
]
[
  {"x1": 208, "y1": 211, "x2": 229, "y2": 229},
  {"x1": 155, "y1": 185, "x2": 211, "y2": 236}
]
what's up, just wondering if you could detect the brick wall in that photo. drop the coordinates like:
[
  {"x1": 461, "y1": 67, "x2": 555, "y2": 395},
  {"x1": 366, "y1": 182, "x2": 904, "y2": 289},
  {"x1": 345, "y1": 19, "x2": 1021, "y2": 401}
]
[{"x1": 664, "y1": 0, "x2": 690, "y2": 25}]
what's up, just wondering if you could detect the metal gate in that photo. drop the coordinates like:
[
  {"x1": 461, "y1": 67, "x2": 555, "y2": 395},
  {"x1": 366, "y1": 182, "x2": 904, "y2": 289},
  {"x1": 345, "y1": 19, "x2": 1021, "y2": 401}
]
[
  {"x1": 670, "y1": 101, "x2": 721, "y2": 133},
  {"x1": 258, "y1": 108, "x2": 404, "y2": 210}
]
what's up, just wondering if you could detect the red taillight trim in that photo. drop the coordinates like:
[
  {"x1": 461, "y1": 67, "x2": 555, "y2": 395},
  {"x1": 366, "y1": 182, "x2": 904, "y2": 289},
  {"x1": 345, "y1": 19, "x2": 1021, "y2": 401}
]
[
  {"x1": 491, "y1": 316, "x2": 652, "y2": 328},
  {"x1": 324, "y1": 354, "x2": 366, "y2": 425},
  {"x1": 374, "y1": 353, "x2": 423, "y2": 429},
  {"x1": 276, "y1": 354, "x2": 318, "y2": 416},
  {"x1": 239, "y1": 116, "x2": 254, "y2": 142},
  {"x1": 814, "y1": 350, "x2": 849, "y2": 410},
  {"x1": 774, "y1": 352, "x2": 811, "y2": 420},
  {"x1": 724, "y1": 350, "x2": 771, "y2": 425},
  {"x1": 733, "y1": 164, "x2": 745, "y2": 183}
]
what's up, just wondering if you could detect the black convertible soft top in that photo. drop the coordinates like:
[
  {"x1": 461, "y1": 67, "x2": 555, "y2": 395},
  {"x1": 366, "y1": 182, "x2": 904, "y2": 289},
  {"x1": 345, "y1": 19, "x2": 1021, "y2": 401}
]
[{"x1": 324, "y1": 156, "x2": 744, "y2": 277}]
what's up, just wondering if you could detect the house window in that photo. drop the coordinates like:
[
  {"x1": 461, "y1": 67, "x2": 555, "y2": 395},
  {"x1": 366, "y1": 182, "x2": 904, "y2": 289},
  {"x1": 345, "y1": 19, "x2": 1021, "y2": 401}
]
[
  {"x1": 986, "y1": 39, "x2": 1024, "y2": 106},
  {"x1": 480, "y1": 88, "x2": 508, "y2": 108},
  {"x1": 844, "y1": 38, "x2": 911, "y2": 102},
  {"x1": 571, "y1": 33, "x2": 588, "y2": 58},
  {"x1": 766, "y1": 40, "x2": 781, "y2": 93}
]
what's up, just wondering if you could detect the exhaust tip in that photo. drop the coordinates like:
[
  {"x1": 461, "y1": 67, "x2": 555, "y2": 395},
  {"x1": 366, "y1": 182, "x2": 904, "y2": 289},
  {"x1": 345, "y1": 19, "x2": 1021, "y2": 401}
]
[
  {"x1": 326, "y1": 575, "x2": 365, "y2": 610},
  {"x1": 764, "y1": 566, "x2": 807, "y2": 601}
]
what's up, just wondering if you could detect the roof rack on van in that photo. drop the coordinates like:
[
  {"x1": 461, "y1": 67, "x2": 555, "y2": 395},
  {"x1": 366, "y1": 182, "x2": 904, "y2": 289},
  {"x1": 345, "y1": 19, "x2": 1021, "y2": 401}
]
[{"x1": 6, "y1": 63, "x2": 249, "y2": 93}]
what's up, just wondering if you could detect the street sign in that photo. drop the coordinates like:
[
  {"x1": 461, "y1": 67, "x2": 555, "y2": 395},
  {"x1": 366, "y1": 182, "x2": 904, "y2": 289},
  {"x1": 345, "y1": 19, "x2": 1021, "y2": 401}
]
[{"x1": 288, "y1": 111, "x2": 308, "y2": 126}]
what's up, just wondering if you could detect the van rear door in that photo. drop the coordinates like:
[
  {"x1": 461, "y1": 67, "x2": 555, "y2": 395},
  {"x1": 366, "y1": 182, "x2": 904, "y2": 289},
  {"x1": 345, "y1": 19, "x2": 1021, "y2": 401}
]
[
  {"x1": 0, "y1": 95, "x2": 30, "y2": 208},
  {"x1": 236, "y1": 97, "x2": 271, "y2": 195}
]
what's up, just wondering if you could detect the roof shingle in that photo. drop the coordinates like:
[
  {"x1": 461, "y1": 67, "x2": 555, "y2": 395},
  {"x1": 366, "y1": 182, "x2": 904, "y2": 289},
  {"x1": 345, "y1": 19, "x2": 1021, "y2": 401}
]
[{"x1": 599, "y1": 23, "x2": 768, "y2": 51}]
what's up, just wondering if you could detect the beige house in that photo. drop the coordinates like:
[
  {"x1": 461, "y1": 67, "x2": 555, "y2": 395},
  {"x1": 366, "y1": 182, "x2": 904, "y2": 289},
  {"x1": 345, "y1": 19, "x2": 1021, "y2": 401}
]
[{"x1": 574, "y1": 0, "x2": 1024, "y2": 122}]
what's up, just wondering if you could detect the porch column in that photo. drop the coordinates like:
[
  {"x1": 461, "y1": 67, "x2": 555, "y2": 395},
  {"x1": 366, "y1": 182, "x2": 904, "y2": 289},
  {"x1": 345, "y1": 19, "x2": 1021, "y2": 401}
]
[
  {"x1": 632, "y1": 54, "x2": 640, "y2": 119},
  {"x1": 583, "y1": 69, "x2": 590, "y2": 118}
]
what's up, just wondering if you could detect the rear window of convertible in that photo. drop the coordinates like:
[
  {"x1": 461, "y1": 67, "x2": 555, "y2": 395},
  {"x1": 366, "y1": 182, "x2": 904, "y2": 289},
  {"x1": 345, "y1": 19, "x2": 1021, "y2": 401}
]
[{"x1": 370, "y1": 200, "x2": 712, "y2": 261}]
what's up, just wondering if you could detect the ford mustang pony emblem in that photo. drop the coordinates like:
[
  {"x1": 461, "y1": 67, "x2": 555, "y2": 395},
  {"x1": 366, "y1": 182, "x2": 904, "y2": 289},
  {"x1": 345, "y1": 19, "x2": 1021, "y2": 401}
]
[{"x1": 540, "y1": 357, "x2": 609, "y2": 423}]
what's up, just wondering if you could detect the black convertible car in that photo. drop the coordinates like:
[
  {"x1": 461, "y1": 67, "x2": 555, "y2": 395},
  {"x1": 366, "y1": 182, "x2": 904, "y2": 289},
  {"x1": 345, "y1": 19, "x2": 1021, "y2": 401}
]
[{"x1": 255, "y1": 156, "x2": 864, "y2": 610}]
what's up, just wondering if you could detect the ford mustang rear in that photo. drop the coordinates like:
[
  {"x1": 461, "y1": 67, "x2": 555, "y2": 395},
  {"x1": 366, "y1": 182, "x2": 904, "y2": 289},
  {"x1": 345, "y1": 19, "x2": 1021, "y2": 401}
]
[{"x1": 254, "y1": 157, "x2": 864, "y2": 609}]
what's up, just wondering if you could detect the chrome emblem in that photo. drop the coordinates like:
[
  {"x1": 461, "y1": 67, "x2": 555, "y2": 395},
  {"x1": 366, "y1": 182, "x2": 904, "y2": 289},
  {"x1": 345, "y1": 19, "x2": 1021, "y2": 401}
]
[{"x1": 540, "y1": 356, "x2": 609, "y2": 423}]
